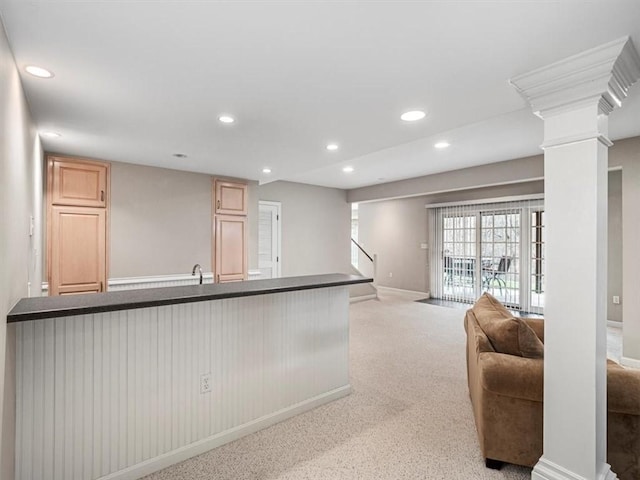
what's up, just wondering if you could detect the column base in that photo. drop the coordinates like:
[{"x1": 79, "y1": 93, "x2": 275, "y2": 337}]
[{"x1": 532, "y1": 457, "x2": 617, "y2": 480}]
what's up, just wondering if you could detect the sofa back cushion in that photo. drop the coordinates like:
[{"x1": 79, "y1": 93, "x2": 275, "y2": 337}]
[{"x1": 472, "y1": 293, "x2": 544, "y2": 359}]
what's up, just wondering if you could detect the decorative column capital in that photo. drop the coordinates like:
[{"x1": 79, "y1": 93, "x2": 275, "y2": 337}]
[{"x1": 510, "y1": 37, "x2": 640, "y2": 119}]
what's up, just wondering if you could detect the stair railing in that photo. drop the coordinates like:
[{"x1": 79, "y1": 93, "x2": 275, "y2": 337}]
[{"x1": 351, "y1": 238, "x2": 376, "y2": 284}]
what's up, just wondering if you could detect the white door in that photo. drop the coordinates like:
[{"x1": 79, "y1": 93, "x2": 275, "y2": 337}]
[{"x1": 258, "y1": 201, "x2": 281, "y2": 279}]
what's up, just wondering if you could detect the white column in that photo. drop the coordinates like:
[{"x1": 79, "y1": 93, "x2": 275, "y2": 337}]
[{"x1": 510, "y1": 37, "x2": 640, "y2": 480}]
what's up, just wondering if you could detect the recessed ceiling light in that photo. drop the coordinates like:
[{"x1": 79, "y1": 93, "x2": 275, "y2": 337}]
[
  {"x1": 434, "y1": 141, "x2": 450, "y2": 149},
  {"x1": 218, "y1": 115, "x2": 235, "y2": 124},
  {"x1": 326, "y1": 143, "x2": 339, "y2": 151},
  {"x1": 41, "y1": 131, "x2": 61, "y2": 138},
  {"x1": 343, "y1": 166, "x2": 354, "y2": 173},
  {"x1": 25, "y1": 65, "x2": 54, "y2": 78},
  {"x1": 400, "y1": 110, "x2": 426, "y2": 122},
  {"x1": 173, "y1": 153, "x2": 187, "y2": 158},
  {"x1": 262, "y1": 168, "x2": 272, "y2": 174}
]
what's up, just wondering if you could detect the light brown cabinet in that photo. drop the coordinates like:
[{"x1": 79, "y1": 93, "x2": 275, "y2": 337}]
[
  {"x1": 49, "y1": 205, "x2": 106, "y2": 295},
  {"x1": 50, "y1": 156, "x2": 108, "y2": 207},
  {"x1": 212, "y1": 178, "x2": 248, "y2": 282},
  {"x1": 47, "y1": 155, "x2": 109, "y2": 295},
  {"x1": 214, "y1": 179, "x2": 248, "y2": 216},
  {"x1": 214, "y1": 215, "x2": 247, "y2": 283}
]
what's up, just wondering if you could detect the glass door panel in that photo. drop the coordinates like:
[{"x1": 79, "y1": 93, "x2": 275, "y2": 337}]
[
  {"x1": 442, "y1": 214, "x2": 477, "y2": 303},
  {"x1": 480, "y1": 211, "x2": 520, "y2": 308},
  {"x1": 530, "y1": 210, "x2": 545, "y2": 312}
]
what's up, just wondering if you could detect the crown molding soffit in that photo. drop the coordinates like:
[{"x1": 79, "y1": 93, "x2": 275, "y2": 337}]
[{"x1": 510, "y1": 36, "x2": 640, "y2": 118}]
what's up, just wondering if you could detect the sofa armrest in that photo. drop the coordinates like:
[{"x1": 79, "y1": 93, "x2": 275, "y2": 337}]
[
  {"x1": 479, "y1": 352, "x2": 543, "y2": 402},
  {"x1": 608, "y1": 361, "x2": 640, "y2": 415},
  {"x1": 521, "y1": 318, "x2": 544, "y2": 342}
]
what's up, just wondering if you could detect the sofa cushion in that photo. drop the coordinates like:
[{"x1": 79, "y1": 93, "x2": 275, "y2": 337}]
[{"x1": 472, "y1": 293, "x2": 544, "y2": 358}]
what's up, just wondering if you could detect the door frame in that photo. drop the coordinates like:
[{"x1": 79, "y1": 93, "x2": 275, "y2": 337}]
[{"x1": 258, "y1": 200, "x2": 282, "y2": 278}]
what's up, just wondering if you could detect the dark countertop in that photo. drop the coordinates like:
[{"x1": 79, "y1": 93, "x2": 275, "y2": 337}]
[{"x1": 7, "y1": 273, "x2": 373, "y2": 323}]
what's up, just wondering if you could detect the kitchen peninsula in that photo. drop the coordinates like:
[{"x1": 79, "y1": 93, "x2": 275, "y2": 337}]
[{"x1": 8, "y1": 273, "x2": 371, "y2": 480}]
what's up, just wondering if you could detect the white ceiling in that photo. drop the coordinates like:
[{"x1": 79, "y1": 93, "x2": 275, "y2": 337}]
[{"x1": 1, "y1": 1, "x2": 640, "y2": 190}]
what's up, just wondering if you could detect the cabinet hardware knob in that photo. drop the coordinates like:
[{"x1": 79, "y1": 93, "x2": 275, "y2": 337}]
[
  {"x1": 217, "y1": 200, "x2": 220, "y2": 209},
  {"x1": 101, "y1": 190, "x2": 105, "y2": 202}
]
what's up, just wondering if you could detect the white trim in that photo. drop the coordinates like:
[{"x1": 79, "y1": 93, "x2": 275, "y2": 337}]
[
  {"x1": 621, "y1": 356, "x2": 640, "y2": 369},
  {"x1": 376, "y1": 286, "x2": 429, "y2": 297},
  {"x1": 607, "y1": 320, "x2": 622, "y2": 329},
  {"x1": 425, "y1": 194, "x2": 544, "y2": 209},
  {"x1": 510, "y1": 36, "x2": 640, "y2": 118},
  {"x1": 98, "y1": 385, "x2": 351, "y2": 480},
  {"x1": 533, "y1": 457, "x2": 617, "y2": 480},
  {"x1": 248, "y1": 269, "x2": 262, "y2": 279},
  {"x1": 42, "y1": 271, "x2": 266, "y2": 295},
  {"x1": 42, "y1": 272, "x2": 216, "y2": 295},
  {"x1": 108, "y1": 273, "x2": 214, "y2": 286},
  {"x1": 258, "y1": 200, "x2": 282, "y2": 278},
  {"x1": 349, "y1": 293, "x2": 377, "y2": 304}
]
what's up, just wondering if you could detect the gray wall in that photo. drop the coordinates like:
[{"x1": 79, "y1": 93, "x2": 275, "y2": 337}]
[
  {"x1": 0, "y1": 23, "x2": 43, "y2": 480},
  {"x1": 257, "y1": 181, "x2": 352, "y2": 276},
  {"x1": 110, "y1": 162, "x2": 213, "y2": 277},
  {"x1": 619, "y1": 137, "x2": 640, "y2": 361},
  {"x1": 348, "y1": 154, "x2": 544, "y2": 203},
  {"x1": 358, "y1": 196, "x2": 429, "y2": 292},
  {"x1": 103, "y1": 164, "x2": 350, "y2": 280},
  {"x1": 608, "y1": 170, "x2": 622, "y2": 322}
]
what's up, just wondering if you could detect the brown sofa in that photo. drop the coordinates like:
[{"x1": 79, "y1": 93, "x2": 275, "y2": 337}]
[{"x1": 465, "y1": 293, "x2": 640, "y2": 479}]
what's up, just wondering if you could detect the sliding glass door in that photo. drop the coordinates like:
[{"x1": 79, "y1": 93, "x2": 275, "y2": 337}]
[{"x1": 431, "y1": 199, "x2": 544, "y2": 313}]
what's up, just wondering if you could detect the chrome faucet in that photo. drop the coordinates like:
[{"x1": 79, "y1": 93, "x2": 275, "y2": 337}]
[{"x1": 192, "y1": 264, "x2": 203, "y2": 284}]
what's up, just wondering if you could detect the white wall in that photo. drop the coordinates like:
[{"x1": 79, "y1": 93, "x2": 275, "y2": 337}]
[{"x1": 0, "y1": 21, "x2": 43, "y2": 480}]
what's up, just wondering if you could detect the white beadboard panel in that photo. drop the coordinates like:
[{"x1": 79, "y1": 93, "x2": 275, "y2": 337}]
[
  {"x1": 16, "y1": 286, "x2": 350, "y2": 480},
  {"x1": 42, "y1": 271, "x2": 263, "y2": 295}
]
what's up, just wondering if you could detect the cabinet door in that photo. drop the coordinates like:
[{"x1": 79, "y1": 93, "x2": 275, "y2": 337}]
[
  {"x1": 50, "y1": 206, "x2": 106, "y2": 295},
  {"x1": 214, "y1": 179, "x2": 247, "y2": 215},
  {"x1": 50, "y1": 156, "x2": 108, "y2": 207},
  {"x1": 214, "y1": 215, "x2": 247, "y2": 282}
]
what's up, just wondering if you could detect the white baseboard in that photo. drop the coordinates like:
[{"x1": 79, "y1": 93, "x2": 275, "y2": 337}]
[
  {"x1": 532, "y1": 457, "x2": 617, "y2": 480},
  {"x1": 607, "y1": 320, "x2": 622, "y2": 329},
  {"x1": 349, "y1": 293, "x2": 377, "y2": 303},
  {"x1": 99, "y1": 385, "x2": 352, "y2": 480},
  {"x1": 621, "y1": 356, "x2": 640, "y2": 369},
  {"x1": 376, "y1": 286, "x2": 429, "y2": 297}
]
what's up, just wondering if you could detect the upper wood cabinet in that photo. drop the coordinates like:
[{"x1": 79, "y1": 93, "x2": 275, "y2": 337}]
[
  {"x1": 49, "y1": 155, "x2": 109, "y2": 208},
  {"x1": 214, "y1": 179, "x2": 247, "y2": 215}
]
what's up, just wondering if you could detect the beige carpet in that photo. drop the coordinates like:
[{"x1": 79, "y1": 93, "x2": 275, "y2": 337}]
[{"x1": 144, "y1": 289, "x2": 532, "y2": 480}]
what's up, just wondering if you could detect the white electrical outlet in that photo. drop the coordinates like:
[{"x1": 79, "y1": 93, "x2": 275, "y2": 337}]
[
  {"x1": 200, "y1": 373, "x2": 212, "y2": 394},
  {"x1": 613, "y1": 296, "x2": 620, "y2": 305},
  {"x1": 389, "y1": 272, "x2": 393, "y2": 278}
]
